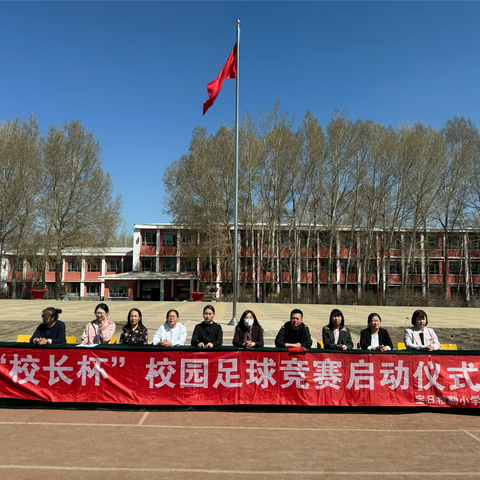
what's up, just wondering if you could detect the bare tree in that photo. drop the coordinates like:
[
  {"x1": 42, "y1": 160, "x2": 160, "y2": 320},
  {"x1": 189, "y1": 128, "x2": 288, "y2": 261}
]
[{"x1": 39, "y1": 120, "x2": 122, "y2": 298}]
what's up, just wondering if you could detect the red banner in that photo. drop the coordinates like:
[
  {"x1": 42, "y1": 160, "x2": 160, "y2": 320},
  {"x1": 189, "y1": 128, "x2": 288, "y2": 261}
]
[{"x1": 1, "y1": 346, "x2": 480, "y2": 408}]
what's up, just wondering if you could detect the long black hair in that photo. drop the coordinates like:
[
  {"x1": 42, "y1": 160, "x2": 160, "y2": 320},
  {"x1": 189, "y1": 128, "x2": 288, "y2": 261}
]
[
  {"x1": 125, "y1": 308, "x2": 145, "y2": 330},
  {"x1": 328, "y1": 308, "x2": 345, "y2": 329},
  {"x1": 237, "y1": 310, "x2": 261, "y2": 331}
]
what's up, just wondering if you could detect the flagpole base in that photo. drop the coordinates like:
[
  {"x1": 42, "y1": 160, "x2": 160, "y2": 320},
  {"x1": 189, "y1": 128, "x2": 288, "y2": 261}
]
[{"x1": 228, "y1": 318, "x2": 238, "y2": 326}]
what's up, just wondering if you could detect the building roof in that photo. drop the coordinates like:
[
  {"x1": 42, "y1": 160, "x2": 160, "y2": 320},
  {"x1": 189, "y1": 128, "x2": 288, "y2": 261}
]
[{"x1": 98, "y1": 271, "x2": 199, "y2": 281}]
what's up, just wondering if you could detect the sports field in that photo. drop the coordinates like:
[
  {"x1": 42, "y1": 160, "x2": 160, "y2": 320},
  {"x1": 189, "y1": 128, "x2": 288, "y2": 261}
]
[{"x1": 1, "y1": 300, "x2": 479, "y2": 478}]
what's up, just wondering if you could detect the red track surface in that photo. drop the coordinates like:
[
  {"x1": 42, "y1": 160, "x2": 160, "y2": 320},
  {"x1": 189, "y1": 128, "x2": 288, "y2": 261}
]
[{"x1": 0, "y1": 408, "x2": 479, "y2": 479}]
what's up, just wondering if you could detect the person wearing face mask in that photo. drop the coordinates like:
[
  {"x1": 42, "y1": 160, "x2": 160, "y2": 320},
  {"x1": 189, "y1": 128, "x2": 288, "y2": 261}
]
[
  {"x1": 152, "y1": 309, "x2": 187, "y2": 346},
  {"x1": 232, "y1": 310, "x2": 264, "y2": 348},
  {"x1": 191, "y1": 304, "x2": 223, "y2": 348},
  {"x1": 404, "y1": 309, "x2": 440, "y2": 351},
  {"x1": 360, "y1": 313, "x2": 393, "y2": 351}
]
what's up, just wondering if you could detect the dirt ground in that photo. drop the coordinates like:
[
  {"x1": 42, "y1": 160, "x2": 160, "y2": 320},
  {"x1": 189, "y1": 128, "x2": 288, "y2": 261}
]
[{"x1": 0, "y1": 408, "x2": 479, "y2": 479}]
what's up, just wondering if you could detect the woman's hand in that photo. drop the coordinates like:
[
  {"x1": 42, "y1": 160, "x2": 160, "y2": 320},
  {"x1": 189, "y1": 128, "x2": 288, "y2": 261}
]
[
  {"x1": 206, "y1": 342, "x2": 214, "y2": 348},
  {"x1": 243, "y1": 341, "x2": 255, "y2": 348},
  {"x1": 379, "y1": 345, "x2": 388, "y2": 352},
  {"x1": 425, "y1": 345, "x2": 434, "y2": 352},
  {"x1": 35, "y1": 338, "x2": 48, "y2": 346},
  {"x1": 159, "y1": 340, "x2": 172, "y2": 347},
  {"x1": 197, "y1": 342, "x2": 205, "y2": 348},
  {"x1": 338, "y1": 344, "x2": 348, "y2": 351}
]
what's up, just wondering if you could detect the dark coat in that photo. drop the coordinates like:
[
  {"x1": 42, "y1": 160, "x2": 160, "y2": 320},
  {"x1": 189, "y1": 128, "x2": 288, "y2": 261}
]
[
  {"x1": 191, "y1": 321, "x2": 223, "y2": 347},
  {"x1": 30, "y1": 320, "x2": 66, "y2": 344},
  {"x1": 232, "y1": 324, "x2": 264, "y2": 348},
  {"x1": 275, "y1": 322, "x2": 312, "y2": 349},
  {"x1": 360, "y1": 327, "x2": 393, "y2": 350},
  {"x1": 322, "y1": 326, "x2": 353, "y2": 350}
]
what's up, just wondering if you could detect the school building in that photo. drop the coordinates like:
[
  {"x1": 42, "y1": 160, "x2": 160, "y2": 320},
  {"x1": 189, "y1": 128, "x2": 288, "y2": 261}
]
[{"x1": 1, "y1": 223, "x2": 480, "y2": 301}]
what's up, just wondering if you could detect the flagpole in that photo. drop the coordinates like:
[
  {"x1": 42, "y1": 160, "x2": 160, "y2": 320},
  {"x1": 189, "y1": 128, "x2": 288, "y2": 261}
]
[{"x1": 229, "y1": 20, "x2": 240, "y2": 326}]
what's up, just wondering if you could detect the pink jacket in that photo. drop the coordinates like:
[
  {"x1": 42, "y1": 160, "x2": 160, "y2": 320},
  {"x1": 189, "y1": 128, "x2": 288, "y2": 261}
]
[{"x1": 81, "y1": 319, "x2": 116, "y2": 345}]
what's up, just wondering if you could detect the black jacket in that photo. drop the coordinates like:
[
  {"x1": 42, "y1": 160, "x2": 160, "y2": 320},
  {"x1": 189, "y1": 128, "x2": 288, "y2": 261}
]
[
  {"x1": 275, "y1": 322, "x2": 312, "y2": 349},
  {"x1": 360, "y1": 327, "x2": 393, "y2": 350},
  {"x1": 322, "y1": 326, "x2": 353, "y2": 350},
  {"x1": 191, "y1": 321, "x2": 223, "y2": 347}
]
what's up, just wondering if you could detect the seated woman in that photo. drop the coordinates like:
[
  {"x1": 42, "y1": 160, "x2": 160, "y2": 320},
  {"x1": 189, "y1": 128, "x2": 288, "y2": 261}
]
[
  {"x1": 30, "y1": 307, "x2": 66, "y2": 345},
  {"x1": 360, "y1": 313, "x2": 393, "y2": 351},
  {"x1": 232, "y1": 310, "x2": 264, "y2": 348},
  {"x1": 152, "y1": 309, "x2": 187, "y2": 346},
  {"x1": 322, "y1": 308, "x2": 353, "y2": 350},
  {"x1": 191, "y1": 304, "x2": 223, "y2": 348},
  {"x1": 81, "y1": 303, "x2": 115, "y2": 345},
  {"x1": 404, "y1": 309, "x2": 440, "y2": 351},
  {"x1": 120, "y1": 308, "x2": 148, "y2": 345}
]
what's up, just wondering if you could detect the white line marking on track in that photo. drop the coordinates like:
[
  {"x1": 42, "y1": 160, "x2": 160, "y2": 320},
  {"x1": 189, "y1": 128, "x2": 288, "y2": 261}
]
[
  {"x1": 0, "y1": 421, "x2": 478, "y2": 433},
  {"x1": 465, "y1": 430, "x2": 480, "y2": 442},
  {"x1": 0, "y1": 466, "x2": 480, "y2": 475},
  {"x1": 137, "y1": 412, "x2": 149, "y2": 426}
]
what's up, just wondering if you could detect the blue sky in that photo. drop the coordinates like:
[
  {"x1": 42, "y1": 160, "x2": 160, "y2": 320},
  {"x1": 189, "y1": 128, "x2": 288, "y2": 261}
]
[{"x1": 1, "y1": 2, "x2": 479, "y2": 231}]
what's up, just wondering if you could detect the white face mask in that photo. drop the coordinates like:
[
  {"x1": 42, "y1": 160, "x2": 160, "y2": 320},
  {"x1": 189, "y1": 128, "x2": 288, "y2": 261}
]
[{"x1": 244, "y1": 318, "x2": 254, "y2": 328}]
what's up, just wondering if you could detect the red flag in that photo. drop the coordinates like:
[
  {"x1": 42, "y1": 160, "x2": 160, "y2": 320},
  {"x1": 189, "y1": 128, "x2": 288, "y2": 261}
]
[{"x1": 203, "y1": 44, "x2": 237, "y2": 115}]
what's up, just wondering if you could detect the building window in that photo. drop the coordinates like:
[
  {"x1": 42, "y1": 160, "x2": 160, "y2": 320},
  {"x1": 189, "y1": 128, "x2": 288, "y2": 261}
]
[
  {"x1": 413, "y1": 262, "x2": 422, "y2": 275},
  {"x1": 299, "y1": 233, "x2": 308, "y2": 246},
  {"x1": 302, "y1": 258, "x2": 313, "y2": 273},
  {"x1": 141, "y1": 257, "x2": 156, "y2": 272},
  {"x1": 181, "y1": 259, "x2": 196, "y2": 272},
  {"x1": 342, "y1": 235, "x2": 356, "y2": 249},
  {"x1": 368, "y1": 259, "x2": 377, "y2": 274},
  {"x1": 429, "y1": 261, "x2": 440, "y2": 275},
  {"x1": 182, "y1": 232, "x2": 194, "y2": 244},
  {"x1": 85, "y1": 283, "x2": 99, "y2": 296},
  {"x1": 241, "y1": 233, "x2": 253, "y2": 248},
  {"x1": 389, "y1": 261, "x2": 401, "y2": 275},
  {"x1": 320, "y1": 233, "x2": 331, "y2": 248},
  {"x1": 471, "y1": 261, "x2": 480, "y2": 276},
  {"x1": 427, "y1": 236, "x2": 439, "y2": 249},
  {"x1": 107, "y1": 259, "x2": 119, "y2": 272},
  {"x1": 449, "y1": 261, "x2": 461, "y2": 275},
  {"x1": 447, "y1": 236, "x2": 460, "y2": 249},
  {"x1": 67, "y1": 282, "x2": 80, "y2": 296},
  {"x1": 48, "y1": 261, "x2": 57, "y2": 272},
  {"x1": 391, "y1": 237, "x2": 401, "y2": 249},
  {"x1": 161, "y1": 257, "x2": 176, "y2": 272},
  {"x1": 243, "y1": 257, "x2": 253, "y2": 273},
  {"x1": 281, "y1": 232, "x2": 294, "y2": 247},
  {"x1": 280, "y1": 258, "x2": 290, "y2": 273},
  {"x1": 109, "y1": 282, "x2": 128, "y2": 298},
  {"x1": 87, "y1": 259, "x2": 101, "y2": 272},
  {"x1": 162, "y1": 232, "x2": 177, "y2": 247},
  {"x1": 67, "y1": 259, "x2": 81, "y2": 272},
  {"x1": 340, "y1": 259, "x2": 356, "y2": 273},
  {"x1": 142, "y1": 231, "x2": 156, "y2": 247},
  {"x1": 469, "y1": 237, "x2": 480, "y2": 250},
  {"x1": 124, "y1": 258, "x2": 132, "y2": 272},
  {"x1": 320, "y1": 259, "x2": 330, "y2": 273}
]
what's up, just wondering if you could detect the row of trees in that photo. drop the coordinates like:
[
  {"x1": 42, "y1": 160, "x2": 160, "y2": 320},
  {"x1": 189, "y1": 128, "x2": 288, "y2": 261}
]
[
  {"x1": 0, "y1": 116, "x2": 123, "y2": 298},
  {"x1": 163, "y1": 104, "x2": 480, "y2": 304}
]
